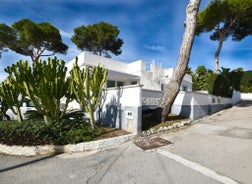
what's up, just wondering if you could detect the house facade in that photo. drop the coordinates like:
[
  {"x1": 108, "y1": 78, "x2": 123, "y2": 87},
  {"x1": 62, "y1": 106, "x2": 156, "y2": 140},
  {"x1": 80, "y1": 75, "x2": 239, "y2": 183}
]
[{"x1": 66, "y1": 52, "x2": 192, "y2": 133}]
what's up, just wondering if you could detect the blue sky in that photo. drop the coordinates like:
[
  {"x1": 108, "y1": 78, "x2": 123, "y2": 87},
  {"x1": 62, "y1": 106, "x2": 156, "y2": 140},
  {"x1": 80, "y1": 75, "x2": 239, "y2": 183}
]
[{"x1": 1, "y1": 0, "x2": 252, "y2": 81}]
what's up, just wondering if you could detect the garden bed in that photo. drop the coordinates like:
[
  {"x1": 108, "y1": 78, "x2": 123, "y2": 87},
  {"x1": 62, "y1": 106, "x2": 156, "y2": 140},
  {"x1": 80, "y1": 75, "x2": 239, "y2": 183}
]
[{"x1": 0, "y1": 120, "x2": 129, "y2": 146}]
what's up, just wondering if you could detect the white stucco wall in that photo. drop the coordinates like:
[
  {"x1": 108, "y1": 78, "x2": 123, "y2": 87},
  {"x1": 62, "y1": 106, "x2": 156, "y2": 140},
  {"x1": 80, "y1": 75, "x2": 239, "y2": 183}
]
[
  {"x1": 128, "y1": 60, "x2": 146, "y2": 73},
  {"x1": 98, "y1": 85, "x2": 142, "y2": 133},
  {"x1": 172, "y1": 91, "x2": 234, "y2": 106},
  {"x1": 67, "y1": 52, "x2": 130, "y2": 74},
  {"x1": 241, "y1": 93, "x2": 252, "y2": 100}
]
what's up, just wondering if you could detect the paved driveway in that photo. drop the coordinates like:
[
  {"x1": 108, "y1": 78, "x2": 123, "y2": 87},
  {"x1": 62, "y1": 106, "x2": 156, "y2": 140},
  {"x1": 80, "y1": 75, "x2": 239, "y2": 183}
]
[{"x1": 1, "y1": 101, "x2": 252, "y2": 184}]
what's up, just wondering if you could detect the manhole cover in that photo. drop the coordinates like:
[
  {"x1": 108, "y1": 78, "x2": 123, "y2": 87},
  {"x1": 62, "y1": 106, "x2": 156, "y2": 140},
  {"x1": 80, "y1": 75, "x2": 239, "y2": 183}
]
[{"x1": 134, "y1": 137, "x2": 172, "y2": 150}]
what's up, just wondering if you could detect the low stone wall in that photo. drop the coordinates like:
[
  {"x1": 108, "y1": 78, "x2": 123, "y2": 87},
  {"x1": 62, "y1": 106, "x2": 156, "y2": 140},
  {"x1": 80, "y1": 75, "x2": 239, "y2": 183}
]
[
  {"x1": 142, "y1": 120, "x2": 192, "y2": 136},
  {"x1": 0, "y1": 133, "x2": 137, "y2": 156}
]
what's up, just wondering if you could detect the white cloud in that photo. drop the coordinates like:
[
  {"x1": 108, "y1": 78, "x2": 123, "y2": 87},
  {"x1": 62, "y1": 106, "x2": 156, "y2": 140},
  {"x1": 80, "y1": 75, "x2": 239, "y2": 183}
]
[
  {"x1": 144, "y1": 45, "x2": 167, "y2": 52},
  {"x1": 60, "y1": 30, "x2": 73, "y2": 39}
]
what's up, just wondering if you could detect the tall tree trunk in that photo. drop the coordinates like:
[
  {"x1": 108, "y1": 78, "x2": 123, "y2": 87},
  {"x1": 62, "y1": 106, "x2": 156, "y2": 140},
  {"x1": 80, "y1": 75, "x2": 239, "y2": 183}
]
[
  {"x1": 160, "y1": 0, "x2": 201, "y2": 123},
  {"x1": 214, "y1": 38, "x2": 224, "y2": 73}
]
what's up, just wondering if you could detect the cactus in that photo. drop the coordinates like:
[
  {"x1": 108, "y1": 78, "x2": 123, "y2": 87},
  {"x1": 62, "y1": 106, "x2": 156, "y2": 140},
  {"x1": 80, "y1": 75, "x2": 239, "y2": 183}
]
[
  {"x1": 0, "y1": 97, "x2": 8, "y2": 121},
  {"x1": 0, "y1": 77, "x2": 24, "y2": 122},
  {"x1": 4, "y1": 57, "x2": 72, "y2": 123},
  {"x1": 70, "y1": 59, "x2": 108, "y2": 129}
]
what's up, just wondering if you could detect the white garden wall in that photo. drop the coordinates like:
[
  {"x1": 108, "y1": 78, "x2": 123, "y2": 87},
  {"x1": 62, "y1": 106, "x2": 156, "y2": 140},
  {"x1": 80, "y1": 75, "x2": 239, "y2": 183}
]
[
  {"x1": 97, "y1": 85, "x2": 142, "y2": 134},
  {"x1": 171, "y1": 90, "x2": 241, "y2": 120},
  {"x1": 241, "y1": 93, "x2": 252, "y2": 100},
  {"x1": 141, "y1": 89, "x2": 241, "y2": 121}
]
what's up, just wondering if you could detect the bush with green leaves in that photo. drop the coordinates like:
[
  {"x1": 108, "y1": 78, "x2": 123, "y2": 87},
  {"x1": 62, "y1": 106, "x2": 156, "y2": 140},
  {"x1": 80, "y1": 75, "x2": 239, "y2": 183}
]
[
  {"x1": 206, "y1": 67, "x2": 243, "y2": 97},
  {"x1": 208, "y1": 73, "x2": 233, "y2": 98},
  {"x1": 240, "y1": 71, "x2": 252, "y2": 93},
  {"x1": 0, "y1": 118, "x2": 102, "y2": 146},
  {"x1": 191, "y1": 66, "x2": 244, "y2": 97},
  {"x1": 192, "y1": 65, "x2": 213, "y2": 91}
]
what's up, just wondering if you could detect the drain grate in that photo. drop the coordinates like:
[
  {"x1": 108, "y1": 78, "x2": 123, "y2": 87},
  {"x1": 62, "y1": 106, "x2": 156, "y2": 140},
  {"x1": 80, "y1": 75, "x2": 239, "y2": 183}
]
[{"x1": 134, "y1": 137, "x2": 172, "y2": 150}]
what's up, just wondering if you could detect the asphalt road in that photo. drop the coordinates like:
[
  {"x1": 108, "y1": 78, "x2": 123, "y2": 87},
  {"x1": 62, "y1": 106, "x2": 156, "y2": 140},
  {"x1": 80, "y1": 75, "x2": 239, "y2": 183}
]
[{"x1": 1, "y1": 100, "x2": 252, "y2": 184}]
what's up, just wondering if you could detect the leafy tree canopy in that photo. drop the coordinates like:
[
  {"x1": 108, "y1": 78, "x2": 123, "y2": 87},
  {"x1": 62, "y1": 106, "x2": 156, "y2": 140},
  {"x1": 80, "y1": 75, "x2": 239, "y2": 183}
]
[
  {"x1": 0, "y1": 45, "x2": 5, "y2": 58},
  {"x1": 0, "y1": 19, "x2": 68, "y2": 62},
  {"x1": 192, "y1": 65, "x2": 213, "y2": 91},
  {"x1": 197, "y1": 0, "x2": 252, "y2": 41},
  {"x1": 0, "y1": 23, "x2": 16, "y2": 58},
  {"x1": 196, "y1": 0, "x2": 252, "y2": 73},
  {"x1": 71, "y1": 21, "x2": 123, "y2": 58}
]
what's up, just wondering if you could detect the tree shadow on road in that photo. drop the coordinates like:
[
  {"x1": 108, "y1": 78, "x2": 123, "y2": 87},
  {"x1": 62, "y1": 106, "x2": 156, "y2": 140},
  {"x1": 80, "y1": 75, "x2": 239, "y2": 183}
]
[
  {"x1": 235, "y1": 100, "x2": 252, "y2": 107},
  {"x1": 0, "y1": 154, "x2": 57, "y2": 173}
]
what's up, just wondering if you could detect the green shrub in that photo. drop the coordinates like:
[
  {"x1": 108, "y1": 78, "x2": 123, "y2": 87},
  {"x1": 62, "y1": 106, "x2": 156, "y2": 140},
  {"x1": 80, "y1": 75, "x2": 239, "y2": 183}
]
[
  {"x1": 213, "y1": 74, "x2": 232, "y2": 97},
  {"x1": 66, "y1": 127, "x2": 94, "y2": 144},
  {"x1": 240, "y1": 71, "x2": 252, "y2": 93},
  {"x1": 241, "y1": 85, "x2": 252, "y2": 93},
  {"x1": 0, "y1": 120, "x2": 48, "y2": 145},
  {"x1": 0, "y1": 119, "x2": 102, "y2": 146},
  {"x1": 207, "y1": 71, "x2": 232, "y2": 98}
]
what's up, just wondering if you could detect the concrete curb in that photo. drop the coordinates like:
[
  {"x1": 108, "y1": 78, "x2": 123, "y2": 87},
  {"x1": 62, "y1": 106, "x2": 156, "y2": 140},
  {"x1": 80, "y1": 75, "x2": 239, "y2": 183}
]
[{"x1": 0, "y1": 133, "x2": 137, "y2": 156}]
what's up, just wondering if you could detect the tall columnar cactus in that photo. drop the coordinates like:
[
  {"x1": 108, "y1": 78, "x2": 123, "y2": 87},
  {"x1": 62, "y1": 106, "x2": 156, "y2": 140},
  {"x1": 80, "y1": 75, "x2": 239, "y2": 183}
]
[
  {"x1": 0, "y1": 77, "x2": 24, "y2": 122},
  {"x1": 70, "y1": 59, "x2": 108, "y2": 129},
  {"x1": 4, "y1": 57, "x2": 72, "y2": 123}
]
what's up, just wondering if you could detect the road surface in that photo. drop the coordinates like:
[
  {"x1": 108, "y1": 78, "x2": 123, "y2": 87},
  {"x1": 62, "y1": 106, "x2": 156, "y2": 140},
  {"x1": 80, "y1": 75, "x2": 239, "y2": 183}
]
[{"x1": 1, "y1": 101, "x2": 252, "y2": 184}]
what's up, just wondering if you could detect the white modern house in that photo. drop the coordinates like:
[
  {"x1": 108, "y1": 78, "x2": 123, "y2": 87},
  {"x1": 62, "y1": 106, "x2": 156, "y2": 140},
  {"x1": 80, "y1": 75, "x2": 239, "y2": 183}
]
[{"x1": 66, "y1": 52, "x2": 192, "y2": 134}]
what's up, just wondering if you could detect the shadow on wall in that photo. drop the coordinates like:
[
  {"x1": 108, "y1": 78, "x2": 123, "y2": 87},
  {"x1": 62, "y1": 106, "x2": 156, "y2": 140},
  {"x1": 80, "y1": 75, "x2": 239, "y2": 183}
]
[
  {"x1": 179, "y1": 92, "x2": 192, "y2": 118},
  {"x1": 98, "y1": 88, "x2": 123, "y2": 128}
]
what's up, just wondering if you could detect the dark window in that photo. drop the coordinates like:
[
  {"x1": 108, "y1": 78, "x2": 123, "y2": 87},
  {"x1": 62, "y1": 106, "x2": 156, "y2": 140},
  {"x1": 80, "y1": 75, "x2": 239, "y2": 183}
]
[
  {"x1": 117, "y1": 81, "x2": 124, "y2": 87},
  {"x1": 131, "y1": 81, "x2": 137, "y2": 85},
  {"x1": 107, "y1": 80, "x2": 116, "y2": 88}
]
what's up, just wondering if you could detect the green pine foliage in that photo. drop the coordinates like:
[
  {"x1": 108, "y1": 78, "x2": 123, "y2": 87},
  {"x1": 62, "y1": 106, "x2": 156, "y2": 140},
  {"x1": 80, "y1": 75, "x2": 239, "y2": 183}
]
[
  {"x1": 0, "y1": 19, "x2": 68, "y2": 62},
  {"x1": 71, "y1": 21, "x2": 123, "y2": 58}
]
